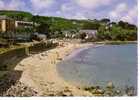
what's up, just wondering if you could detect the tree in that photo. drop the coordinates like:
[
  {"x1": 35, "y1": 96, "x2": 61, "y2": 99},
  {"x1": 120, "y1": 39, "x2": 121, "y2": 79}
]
[
  {"x1": 82, "y1": 22, "x2": 100, "y2": 30},
  {"x1": 100, "y1": 18, "x2": 110, "y2": 23},
  {"x1": 36, "y1": 22, "x2": 50, "y2": 38},
  {"x1": 80, "y1": 33, "x2": 87, "y2": 40},
  {"x1": 127, "y1": 24, "x2": 137, "y2": 30},
  {"x1": 118, "y1": 21, "x2": 128, "y2": 28}
]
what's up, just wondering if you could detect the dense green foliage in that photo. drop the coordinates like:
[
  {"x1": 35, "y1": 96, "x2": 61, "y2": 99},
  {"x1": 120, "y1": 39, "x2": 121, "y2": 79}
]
[
  {"x1": 32, "y1": 16, "x2": 81, "y2": 32},
  {"x1": 0, "y1": 10, "x2": 32, "y2": 21},
  {"x1": 96, "y1": 21, "x2": 137, "y2": 41},
  {"x1": 0, "y1": 10, "x2": 137, "y2": 41}
]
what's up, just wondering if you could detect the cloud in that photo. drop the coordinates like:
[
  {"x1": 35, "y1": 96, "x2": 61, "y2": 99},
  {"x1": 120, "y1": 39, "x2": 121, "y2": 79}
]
[
  {"x1": 8, "y1": 0, "x2": 26, "y2": 10},
  {"x1": 116, "y1": 3, "x2": 128, "y2": 13},
  {"x1": 121, "y1": 6, "x2": 137, "y2": 24},
  {"x1": 75, "y1": 0, "x2": 113, "y2": 9},
  {"x1": 56, "y1": 11, "x2": 61, "y2": 15},
  {"x1": 0, "y1": 0, "x2": 26, "y2": 10},
  {"x1": 109, "y1": 2, "x2": 137, "y2": 24},
  {"x1": 73, "y1": 14, "x2": 88, "y2": 20},
  {"x1": 0, "y1": 0, "x2": 137, "y2": 25},
  {"x1": 109, "y1": 3, "x2": 128, "y2": 18},
  {"x1": 0, "y1": 1, "x2": 4, "y2": 9},
  {"x1": 30, "y1": 0, "x2": 55, "y2": 14},
  {"x1": 59, "y1": 3, "x2": 76, "y2": 18},
  {"x1": 60, "y1": 3, "x2": 73, "y2": 12},
  {"x1": 72, "y1": 13, "x2": 87, "y2": 19}
]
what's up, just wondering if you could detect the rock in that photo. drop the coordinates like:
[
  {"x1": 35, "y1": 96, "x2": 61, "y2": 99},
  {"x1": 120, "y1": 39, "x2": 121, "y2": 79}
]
[
  {"x1": 19, "y1": 63, "x2": 24, "y2": 66},
  {"x1": 115, "y1": 90, "x2": 121, "y2": 94},
  {"x1": 84, "y1": 86, "x2": 95, "y2": 91},
  {"x1": 57, "y1": 58, "x2": 62, "y2": 61},
  {"x1": 107, "y1": 81, "x2": 114, "y2": 89},
  {"x1": 91, "y1": 89, "x2": 96, "y2": 94},
  {"x1": 93, "y1": 93, "x2": 103, "y2": 96},
  {"x1": 104, "y1": 90, "x2": 114, "y2": 96},
  {"x1": 96, "y1": 89, "x2": 104, "y2": 94},
  {"x1": 39, "y1": 56, "x2": 44, "y2": 60},
  {"x1": 0, "y1": 80, "x2": 38, "y2": 96},
  {"x1": 60, "y1": 87, "x2": 73, "y2": 96},
  {"x1": 48, "y1": 93, "x2": 55, "y2": 96},
  {"x1": 125, "y1": 86, "x2": 135, "y2": 96},
  {"x1": 41, "y1": 53, "x2": 47, "y2": 57},
  {"x1": 62, "y1": 92, "x2": 73, "y2": 96}
]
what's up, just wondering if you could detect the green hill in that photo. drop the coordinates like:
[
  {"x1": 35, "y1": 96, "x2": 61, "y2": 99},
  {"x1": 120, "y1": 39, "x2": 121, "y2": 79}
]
[
  {"x1": 0, "y1": 10, "x2": 33, "y2": 21},
  {"x1": 0, "y1": 10, "x2": 137, "y2": 41}
]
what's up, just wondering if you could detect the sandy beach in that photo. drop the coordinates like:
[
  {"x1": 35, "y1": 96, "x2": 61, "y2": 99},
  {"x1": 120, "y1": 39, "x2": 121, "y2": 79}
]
[{"x1": 14, "y1": 41, "x2": 93, "y2": 96}]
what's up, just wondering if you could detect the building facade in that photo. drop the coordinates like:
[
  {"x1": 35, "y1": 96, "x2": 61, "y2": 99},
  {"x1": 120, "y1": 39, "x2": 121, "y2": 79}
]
[
  {"x1": 79, "y1": 29, "x2": 97, "y2": 39},
  {"x1": 0, "y1": 16, "x2": 33, "y2": 33},
  {"x1": 15, "y1": 21, "x2": 33, "y2": 29},
  {"x1": 0, "y1": 16, "x2": 15, "y2": 32}
]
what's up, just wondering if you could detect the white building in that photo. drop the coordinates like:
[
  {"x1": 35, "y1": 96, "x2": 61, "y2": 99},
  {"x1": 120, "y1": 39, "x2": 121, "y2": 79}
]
[
  {"x1": 15, "y1": 21, "x2": 33, "y2": 28},
  {"x1": 79, "y1": 29, "x2": 97, "y2": 39},
  {"x1": 0, "y1": 15, "x2": 33, "y2": 33}
]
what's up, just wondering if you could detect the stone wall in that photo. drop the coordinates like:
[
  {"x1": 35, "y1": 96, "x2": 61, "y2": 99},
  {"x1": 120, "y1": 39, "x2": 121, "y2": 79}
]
[{"x1": 0, "y1": 42, "x2": 58, "y2": 70}]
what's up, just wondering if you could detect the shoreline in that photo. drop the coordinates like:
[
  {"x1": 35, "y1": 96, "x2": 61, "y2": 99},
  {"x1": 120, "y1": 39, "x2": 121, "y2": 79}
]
[
  {"x1": 94, "y1": 41, "x2": 137, "y2": 45},
  {"x1": 0, "y1": 41, "x2": 137, "y2": 96},
  {"x1": 14, "y1": 41, "x2": 94, "y2": 96},
  {"x1": 55, "y1": 43, "x2": 137, "y2": 96},
  {"x1": 63, "y1": 44, "x2": 104, "y2": 62}
]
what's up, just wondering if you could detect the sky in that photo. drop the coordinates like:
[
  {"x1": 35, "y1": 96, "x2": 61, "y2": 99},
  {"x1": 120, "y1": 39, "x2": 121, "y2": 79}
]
[{"x1": 0, "y1": 0, "x2": 138, "y2": 25}]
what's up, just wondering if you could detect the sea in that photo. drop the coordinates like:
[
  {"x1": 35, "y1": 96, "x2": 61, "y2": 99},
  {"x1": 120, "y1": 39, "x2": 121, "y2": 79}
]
[{"x1": 57, "y1": 44, "x2": 137, "y2": 89}]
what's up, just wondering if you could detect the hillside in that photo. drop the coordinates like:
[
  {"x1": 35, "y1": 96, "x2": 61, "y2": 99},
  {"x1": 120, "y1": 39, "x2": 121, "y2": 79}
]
[
  {"x1": 0, "y1": 10, "x2": 101, "y2": 30},
  {"x1": 0, "y1": 10, "x2": 137, "y2": 41},
  {"x1": 0, "y1": 10, "x2": 33, "y2": 21}
]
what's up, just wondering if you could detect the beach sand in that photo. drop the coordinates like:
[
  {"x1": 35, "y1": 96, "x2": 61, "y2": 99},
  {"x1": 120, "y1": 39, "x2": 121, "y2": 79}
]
[{"x1": 14, "y1": 42, "x2": 93, "y2": 96}]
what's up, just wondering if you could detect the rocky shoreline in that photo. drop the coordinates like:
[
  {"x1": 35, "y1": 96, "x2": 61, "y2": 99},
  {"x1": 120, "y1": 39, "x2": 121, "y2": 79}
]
[
  {"x1": 1, "y1": 81, "x2": 38, "y2": 97},
  {"x1": 0, "y1": 42, "x2": 137, "y2": 97},
  {"x1": 0, "y1": 71, "x2": 38, "y2": 97},
  {"x1": 83, "y1": 81, "x2": 136, "y2": 96},
  {"x1": 0, "y1": 72, "x2": 81, "y2": 97},
  {"x1": 0, "y1": 73, "x2": 137, "y2": 97},
  {"x1": 0, "y1": 74, "x2": 136, "y2": 97}
]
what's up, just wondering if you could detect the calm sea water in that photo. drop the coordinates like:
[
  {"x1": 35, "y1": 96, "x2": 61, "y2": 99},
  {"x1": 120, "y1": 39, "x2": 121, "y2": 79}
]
[{"x1": 57, "y1": 44, "x2": 137, "y2": 89}]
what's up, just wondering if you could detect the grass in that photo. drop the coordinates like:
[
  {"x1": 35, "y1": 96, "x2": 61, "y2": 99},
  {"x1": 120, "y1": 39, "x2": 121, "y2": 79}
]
[
  {"x1": 0, "y1": 48, "x2": 10, "y2": 54},
  {"x1": 0, "y1": 44, "x2": 26, "y2": 54}
]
